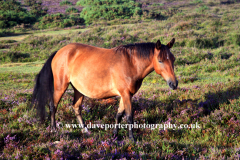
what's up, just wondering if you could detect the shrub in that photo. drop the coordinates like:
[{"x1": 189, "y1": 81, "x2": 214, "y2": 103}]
[
  {"x1": 0, "y1": 51, "x2": 31, "y2": 63},
  {"x1": 0, "y1": 40, "x2": 17, "y2": 44},
  {"x1": 77, "y1": 0, "x2": 142, "y2": 24},
  {"x1": 60, "y1": 0, "x2": 73, "y2": 6},
  {"x1": 187, "y1": 37, "x2": 224, "y2": 49},
  {"x1": 0, "y1": 0, "x2": 26, "y2": 12},
  {"x1": 227, "y1": 34, "x2": 240, "y2": 46},
  {"x1": 77, "y1": 0, "x2": 139, "y2": 6},
  {"x1": 35, "y1": 13, "x2": 84, "y2": 29},
  {"x1": 163, "y1": 8, "x2": 181, "y2": 17},
  {"x1": 26, "y1": 0, "x2": 48, "y2": 18},
  {"x1": 23, "y1": 0, "x2": 32, "y2": 6},
  {"x1": 0, "y1": 0, "x2": 36, "y2": 28},
  {"x1": 0, "y1": 20, "x2": 7, "y2": 28},
  {"x1": 192, "y1": 0, "x2": 203, "y2": 4},
  {"x1": 65, "y1": 7, "x2": 79, "y2": 14},
  {"x1": 173, "y1": 21, "x2": 193, "y2": 31},
  {"x1": 195, "y1": 5, "x2": 209, "y2": 13},
  {"x1": 175, "y1": 53, "x2": 213, "y2": 65}
]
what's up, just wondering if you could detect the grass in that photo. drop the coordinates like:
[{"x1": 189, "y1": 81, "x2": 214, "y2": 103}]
[
  {"x1": 0, "y1": 61, "x2": 44, "y2": 73},
  {"x1": 0, "y1": 28, "x2": 89, "y2": 42},
  {"x1": 0, "y1": 0, "x2": 240, "y2": 159}
]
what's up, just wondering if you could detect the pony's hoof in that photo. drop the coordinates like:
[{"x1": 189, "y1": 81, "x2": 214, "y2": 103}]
[
  {"x1": 129, "y1": 136, "x2": 135, "y2": 142},
  {"x1": 50, "y1": 128, "x2": 57, "y2": 133},
  {"x1": 81, "y1": 127, "x2": 88, "y2": 133},
  {"x1": 53, "y1": 141, "x2": 60, "y2": 145},
  {"x1": 113, "y1": 128, "x2": 118, "y2": 135}
]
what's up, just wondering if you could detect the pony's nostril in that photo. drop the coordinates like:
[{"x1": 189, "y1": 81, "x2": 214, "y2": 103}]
[
  {"x1": 168, "y1": 81, "x2": 177, "y2": 90},
  {"x1": 168, "y1": 81, "x2": 173, "y2": 88}
]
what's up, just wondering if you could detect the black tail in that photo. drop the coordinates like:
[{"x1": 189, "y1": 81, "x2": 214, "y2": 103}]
[{"x1": 31, "y1": 51, "x2": 58, "y2": 122}]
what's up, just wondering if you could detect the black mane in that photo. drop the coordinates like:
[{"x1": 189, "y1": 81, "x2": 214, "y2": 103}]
[
  {"x1": 115, "y1": 42, "x2": 170, "y2": 61},
  {"x1": 115, "y1": 43, "x2": 155, "y2": 60}
]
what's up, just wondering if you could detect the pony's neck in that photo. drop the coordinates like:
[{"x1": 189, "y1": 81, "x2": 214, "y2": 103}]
[{"x1": 134, "y1": 55, "x2": 154, "y2": 79}]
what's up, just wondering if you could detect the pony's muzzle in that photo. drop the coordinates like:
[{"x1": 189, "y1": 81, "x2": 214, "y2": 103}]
[{"x1": 168, "y1": 80, "x2": 178, "y2": 90}]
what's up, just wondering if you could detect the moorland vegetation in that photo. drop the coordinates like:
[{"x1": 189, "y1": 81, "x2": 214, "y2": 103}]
[{"x1": 0, "y1": 0, "x2": 240, "y2": 159}]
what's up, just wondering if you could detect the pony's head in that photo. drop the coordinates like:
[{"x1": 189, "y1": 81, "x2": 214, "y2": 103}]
[{"x1": 153, "y1": 38, "x2": 178, "y2": 90}]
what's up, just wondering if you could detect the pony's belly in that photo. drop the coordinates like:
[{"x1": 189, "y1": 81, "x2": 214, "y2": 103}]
[
  {"x1": 70, "y1": 78, "x2": 119, "y2": 99},
  {"x1": 68, "y1": 49, "x2": 120, "y2": 98}
]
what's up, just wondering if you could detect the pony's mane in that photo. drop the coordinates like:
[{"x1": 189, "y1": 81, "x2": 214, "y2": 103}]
[{"x1": 114, "y1": 42, "x2": 170, "y2": 61}]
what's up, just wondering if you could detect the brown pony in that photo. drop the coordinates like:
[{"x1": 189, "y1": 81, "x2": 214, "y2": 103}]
[{"x1": 31, "y1": 39, "x2": 178, "y2": 140}]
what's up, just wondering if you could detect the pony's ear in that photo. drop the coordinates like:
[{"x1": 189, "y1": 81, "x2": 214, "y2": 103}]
[
  {"x1": 167, "y1": 38, "x2": 175, "y2": 48},
  {"x1": 156, "y1": 40, "x2": 161, "y2": 50}
]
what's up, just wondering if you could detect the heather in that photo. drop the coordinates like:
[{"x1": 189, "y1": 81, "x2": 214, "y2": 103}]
[{"x1": 0, "y1": 0, "x2": 240, "y2": 159}]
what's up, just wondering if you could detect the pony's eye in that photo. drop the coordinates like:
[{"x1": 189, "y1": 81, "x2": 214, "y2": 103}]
[{"x1": 159, "y1": 60, "x2": 163, "y2": 63}]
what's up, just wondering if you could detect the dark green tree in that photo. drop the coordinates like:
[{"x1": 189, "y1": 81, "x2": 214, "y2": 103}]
[
  {"x1": 24, "y1": 0, "x2": 48, "y2": 18},
  {"x1": 0, "y1": 0, "x2": 35, "y2": 28},
  {"x1": 77, "y1": 0, "x2": 142, "y2": 24}
]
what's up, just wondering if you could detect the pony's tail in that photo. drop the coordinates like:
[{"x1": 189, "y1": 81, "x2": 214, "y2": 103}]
[{"x1": 31, "y1": 51, "x2": 58, "y2": 122}]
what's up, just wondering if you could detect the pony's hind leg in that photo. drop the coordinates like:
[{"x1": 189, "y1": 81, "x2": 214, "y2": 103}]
[
  {"x1": 50, "y1": 78, "x2": 69, "y2": 132},
  {"x1": 49, "y1": 101, "x2": 56, "y2": 132},
  {"x1": 72, "y1": 85, "x2": 87, "y2": 133}
]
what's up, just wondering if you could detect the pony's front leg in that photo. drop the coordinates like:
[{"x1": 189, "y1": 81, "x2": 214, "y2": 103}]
[{"x1": 120, "y1": 91, "x2": 134, "y2": 141}]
